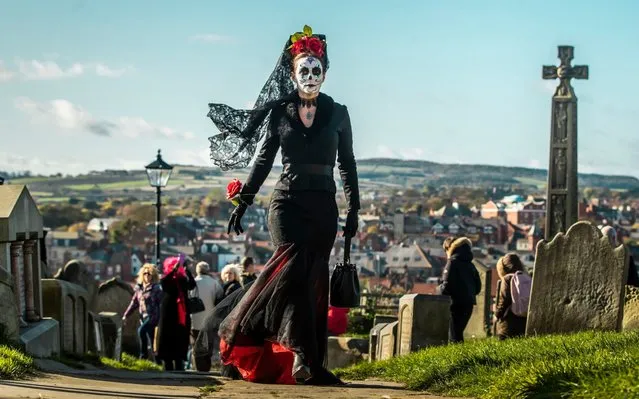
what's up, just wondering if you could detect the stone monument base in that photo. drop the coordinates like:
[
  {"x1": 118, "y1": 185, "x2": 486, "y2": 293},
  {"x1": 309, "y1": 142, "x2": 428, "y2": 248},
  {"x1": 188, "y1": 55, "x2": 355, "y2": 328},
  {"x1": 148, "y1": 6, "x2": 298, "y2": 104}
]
[
  {"x1": 20, "y1": 318, "x2": 60, "y2": 358},
  {"x1": 326, "y1": 336, "x2": 368, "y2": 370}
]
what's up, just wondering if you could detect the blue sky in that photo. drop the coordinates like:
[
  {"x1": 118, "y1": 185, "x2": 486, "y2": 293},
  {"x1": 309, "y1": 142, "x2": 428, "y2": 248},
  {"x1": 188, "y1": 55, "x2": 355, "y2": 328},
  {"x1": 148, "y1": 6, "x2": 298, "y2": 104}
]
[{"x1": 1, "y1": 0, "x2": 638, "y2": 177}]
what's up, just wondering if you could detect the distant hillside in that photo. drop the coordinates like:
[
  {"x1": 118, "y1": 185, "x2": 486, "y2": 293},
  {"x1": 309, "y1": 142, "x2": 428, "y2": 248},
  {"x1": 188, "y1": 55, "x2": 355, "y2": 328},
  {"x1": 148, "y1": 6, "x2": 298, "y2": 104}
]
[
  {"x1": 356, "y1": 158, "x2": 639, "y2": 190},
  {"x1": 6, "y1": 158, "x2": 638, "y2": 203}
]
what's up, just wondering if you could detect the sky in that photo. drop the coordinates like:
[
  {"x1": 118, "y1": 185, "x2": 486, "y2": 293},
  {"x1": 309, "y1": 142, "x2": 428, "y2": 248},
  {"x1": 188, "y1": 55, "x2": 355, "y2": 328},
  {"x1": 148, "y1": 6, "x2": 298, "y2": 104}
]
[{"x1": 1, "y1": 0, "x2": 638, "y2": 177}]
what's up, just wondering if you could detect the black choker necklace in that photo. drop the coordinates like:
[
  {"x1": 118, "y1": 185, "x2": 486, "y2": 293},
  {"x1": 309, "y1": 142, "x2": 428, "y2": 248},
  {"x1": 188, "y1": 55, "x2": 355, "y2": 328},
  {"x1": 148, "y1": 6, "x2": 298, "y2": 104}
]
[{"x1": 299, "y1": 97, "x2": 317, "y2": 108}]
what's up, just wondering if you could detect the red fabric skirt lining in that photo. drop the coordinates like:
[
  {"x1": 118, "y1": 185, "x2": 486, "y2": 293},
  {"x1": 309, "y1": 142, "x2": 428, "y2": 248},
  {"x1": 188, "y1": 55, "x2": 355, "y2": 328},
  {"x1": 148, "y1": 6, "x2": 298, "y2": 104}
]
[{"x1": 219, "y1": 244, "x2": 297, "y2": 385}]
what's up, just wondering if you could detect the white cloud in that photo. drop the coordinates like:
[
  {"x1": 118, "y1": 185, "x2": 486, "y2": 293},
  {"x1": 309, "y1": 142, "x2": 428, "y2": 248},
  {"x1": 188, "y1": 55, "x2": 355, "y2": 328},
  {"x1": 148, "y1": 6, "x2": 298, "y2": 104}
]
[
  {"x1": 95, "y1": 63, "x2": 132, "y2": 78},
  {"x1": 14, "y1": 97, "x2": 195, "y2": 140},
  {"x1": 0, "y1": 60, "x2": 14, "y2": 82},
  {"x1": 399, "y1": 148, "x2": 424, "y2": 160},
  {"x1": 12, "y1": 59, "x2": 131, "y2": 80},
  {"x1": 189, "y1": 34, "x2": 232, "y2": 43},
  {"x1": 377, "y1": 145, "x2": 397, "y2": 158},
  {"x1": 527, "y1": 159, "x2": 542, "y2": 169}
]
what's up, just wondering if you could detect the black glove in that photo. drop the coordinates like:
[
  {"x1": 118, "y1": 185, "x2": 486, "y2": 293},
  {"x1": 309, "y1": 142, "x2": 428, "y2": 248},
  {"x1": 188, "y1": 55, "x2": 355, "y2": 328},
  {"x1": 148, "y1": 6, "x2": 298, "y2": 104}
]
[
  {"x1": 343, "y1": 209, "x2": 358, "y2": 238},
  {"x1": 227, "y1": 202, "x2": 248, "y2": 235}
]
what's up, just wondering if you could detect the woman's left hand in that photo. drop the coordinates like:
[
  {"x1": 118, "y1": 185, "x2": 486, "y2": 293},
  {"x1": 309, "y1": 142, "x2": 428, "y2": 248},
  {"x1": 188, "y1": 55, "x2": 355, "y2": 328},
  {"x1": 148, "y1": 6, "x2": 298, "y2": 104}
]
[{"x1": 343, "y1": 209, "x2": 358, "y2": 238}]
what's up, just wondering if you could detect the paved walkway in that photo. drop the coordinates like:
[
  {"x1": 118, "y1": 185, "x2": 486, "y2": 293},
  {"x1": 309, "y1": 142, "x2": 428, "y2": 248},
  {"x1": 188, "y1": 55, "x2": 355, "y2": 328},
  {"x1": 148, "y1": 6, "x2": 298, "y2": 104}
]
[
  {"x1": 0, "y1": 360, "x2": 466, "y2": 399},
  {"x1": 0, "y1": 374, "x2": 452, "y2": 399}
]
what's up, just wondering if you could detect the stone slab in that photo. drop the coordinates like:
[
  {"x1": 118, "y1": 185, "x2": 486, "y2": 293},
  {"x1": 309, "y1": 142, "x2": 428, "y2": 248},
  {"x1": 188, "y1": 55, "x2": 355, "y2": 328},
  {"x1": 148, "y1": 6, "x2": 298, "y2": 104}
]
[
  {"x1": 377, "y1": 321, "x2": 398, "y2": 360},
  {"x1": 326, "y1": 336, "x2": 368, "y2": 370},
  {"x1": 20, "y1": 317, "x2": 60, "y2": 358},
  {"x1": 623, "y1": 286, "x2": 639, "y2": 331},
  {"x1": 373, "y1": 314, "x2": 398, "y2": 326},
  {"x1": 527, "y1": 221, "x2": 628, "y2": 336},
  {"x1": 465, "y1": 260, "x2": 492, "y2": 339},
  {"x1": 397, "y1": 294, "x2": 450, "y2": 356},
  {"x1": 0, "y1": 273, "x2": 19, "y2": 342},
  {"x1": 368, "y1": 322, "x2": 388, "y2": 362}
]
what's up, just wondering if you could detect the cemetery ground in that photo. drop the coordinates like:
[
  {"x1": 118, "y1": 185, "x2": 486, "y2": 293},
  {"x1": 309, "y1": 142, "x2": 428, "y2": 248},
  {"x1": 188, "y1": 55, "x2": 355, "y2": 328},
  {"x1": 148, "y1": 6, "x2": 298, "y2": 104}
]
[{"x1": 2, "y1": 331, "x2": 639, "y2": 398}]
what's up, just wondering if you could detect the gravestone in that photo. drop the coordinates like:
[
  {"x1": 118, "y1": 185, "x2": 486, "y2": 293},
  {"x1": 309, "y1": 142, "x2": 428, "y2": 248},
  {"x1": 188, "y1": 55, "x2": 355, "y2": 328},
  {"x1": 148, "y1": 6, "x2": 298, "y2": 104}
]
[
  {"x1": 396, "y1": 294, "x2": 450, "y2": 356},
  {"x1": 526, "y1": 221, "x2": 628, "y2": 335},
  {"x1": 95, "y1": 278, "x2": 137, "y2": 355},
  {"x1": 465, "y1": 260, "x2": 492, "y2": 339},
  {"x1": 377, "y1": 321, "x2": 398, "y2": 361},
  {"x1": 368, "y1": 322, "x2": 388, "y2": 362},
  {"x1": 623, "y1": 286, "x2": 639, "y2": 331},
  {"x1": 542, "y1": 45, "x2": 589, "y2": 240},
  {"x1": 373, "y1": 314, "x2": 397, "y2": 326},
  {"x1": 99, "y1": 312, "x2": 123, "y2": 361}
]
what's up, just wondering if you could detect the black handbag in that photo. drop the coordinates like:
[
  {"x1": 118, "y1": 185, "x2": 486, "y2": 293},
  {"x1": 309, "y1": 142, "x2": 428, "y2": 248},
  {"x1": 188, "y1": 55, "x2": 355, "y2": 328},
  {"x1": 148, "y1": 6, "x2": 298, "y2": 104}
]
[
  {"x1": 330, "y1": 236, "x2": 361, "y2": 308},
  {"x1": 188, "y1": 286, "x2": 206, "y2": 314}
]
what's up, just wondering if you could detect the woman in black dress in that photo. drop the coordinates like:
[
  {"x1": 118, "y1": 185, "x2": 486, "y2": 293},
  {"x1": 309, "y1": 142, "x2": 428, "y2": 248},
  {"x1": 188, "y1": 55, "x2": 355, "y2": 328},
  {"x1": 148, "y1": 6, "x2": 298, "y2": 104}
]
[
  {"x1": 207, "y1": 25, "x2": 359, "y2": 385},
  {"x1": 156, "y1": 254, "x2": 196, "y2": 371}
]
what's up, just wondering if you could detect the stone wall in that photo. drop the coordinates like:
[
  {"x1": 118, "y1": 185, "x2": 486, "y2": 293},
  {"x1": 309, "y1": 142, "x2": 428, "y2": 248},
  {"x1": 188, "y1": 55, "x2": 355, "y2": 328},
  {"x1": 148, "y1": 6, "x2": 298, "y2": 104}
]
[
  {"x1": 0, "y1": 267, "x2": 19, "y2": 342},
  {"x1": 41, "y1": 279, "x2": 89, "y2": 355}
]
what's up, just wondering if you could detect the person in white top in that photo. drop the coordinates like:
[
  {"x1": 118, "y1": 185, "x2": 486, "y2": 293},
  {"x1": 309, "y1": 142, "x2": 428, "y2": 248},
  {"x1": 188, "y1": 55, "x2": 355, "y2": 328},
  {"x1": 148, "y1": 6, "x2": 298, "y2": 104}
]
[{"x1": 189, "y1": 261, "x2": 223, "y2": 368}]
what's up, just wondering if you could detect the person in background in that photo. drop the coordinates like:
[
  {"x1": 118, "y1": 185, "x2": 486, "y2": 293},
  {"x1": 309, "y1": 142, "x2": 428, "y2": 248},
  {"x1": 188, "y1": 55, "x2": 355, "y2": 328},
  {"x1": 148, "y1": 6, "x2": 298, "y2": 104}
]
[
  {"x1": 494, "y1": 253, "x2": 528, "y2": 340},
  {"x1": 327, "y1": 306, "x2": 349, "y2": 336},
  {"x1": 122, "y1": 263, "x2": 163, "y2": 359},
  {"x1": 439, "y1": 237, "x2": 482, "y2": 343},
  {"x1": 156, "y1": 254, "x2": 197, "y2": 371},
  {"x1": 190, "y1": 261, "x2": 223, "y2": 370},
  {"x1": 240, "y1": 257, "x2": 257, "y2": 287},
  {"x1": 221, "y1": 264, "x2": 242, "y2": 299},
  {"x1": 601, "y1": 225, "x2": 639, "y2": 287}
]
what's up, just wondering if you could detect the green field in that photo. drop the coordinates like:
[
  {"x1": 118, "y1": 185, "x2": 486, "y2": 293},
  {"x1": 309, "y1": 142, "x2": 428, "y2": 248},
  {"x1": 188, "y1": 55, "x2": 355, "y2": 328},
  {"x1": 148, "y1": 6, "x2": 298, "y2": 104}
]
[{"x1": 66, "y1": 179, "x2": 186, "y2": 191}]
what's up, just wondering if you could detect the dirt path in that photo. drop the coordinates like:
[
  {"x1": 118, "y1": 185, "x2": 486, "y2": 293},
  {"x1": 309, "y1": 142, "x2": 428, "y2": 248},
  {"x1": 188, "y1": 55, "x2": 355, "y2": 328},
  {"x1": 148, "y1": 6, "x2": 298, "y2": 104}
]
[{"x1": 0, "y1": 374, "x2": 464, "y2": 399}]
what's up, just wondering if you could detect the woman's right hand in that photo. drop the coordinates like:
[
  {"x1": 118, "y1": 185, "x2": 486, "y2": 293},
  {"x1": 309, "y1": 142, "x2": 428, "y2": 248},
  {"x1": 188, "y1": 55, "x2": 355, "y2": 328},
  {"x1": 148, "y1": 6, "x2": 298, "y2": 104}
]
[{"x1": 227, "y1": 202, "x2": 248, "y2": 235}]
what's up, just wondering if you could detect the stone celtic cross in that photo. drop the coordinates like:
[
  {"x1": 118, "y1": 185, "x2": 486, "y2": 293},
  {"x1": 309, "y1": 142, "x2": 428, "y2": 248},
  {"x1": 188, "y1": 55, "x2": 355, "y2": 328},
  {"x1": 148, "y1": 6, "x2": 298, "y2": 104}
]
[{"x1": 542, "y1": 46, "x2": 589, "y2": 240}]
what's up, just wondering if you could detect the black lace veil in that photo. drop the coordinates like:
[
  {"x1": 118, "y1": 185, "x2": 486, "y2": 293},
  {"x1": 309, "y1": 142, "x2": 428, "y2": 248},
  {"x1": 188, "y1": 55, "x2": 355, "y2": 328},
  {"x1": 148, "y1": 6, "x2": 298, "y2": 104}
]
[{"x1": 207, "y1": 33, "x2": 329, "y2": 171}]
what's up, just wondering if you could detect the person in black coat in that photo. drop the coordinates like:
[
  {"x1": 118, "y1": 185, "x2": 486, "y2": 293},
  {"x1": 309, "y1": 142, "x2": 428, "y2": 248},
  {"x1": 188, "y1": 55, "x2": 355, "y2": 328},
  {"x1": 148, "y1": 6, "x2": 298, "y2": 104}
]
[
  {"x1": 439, "y1": 237, "x2": 482, "y2": 343},
  {"x1": 208, "y1": 25, "x2": 359, "y2": 386},
  {"x1": 156, "y1": 254, "x2": 196, "y2": 371}
]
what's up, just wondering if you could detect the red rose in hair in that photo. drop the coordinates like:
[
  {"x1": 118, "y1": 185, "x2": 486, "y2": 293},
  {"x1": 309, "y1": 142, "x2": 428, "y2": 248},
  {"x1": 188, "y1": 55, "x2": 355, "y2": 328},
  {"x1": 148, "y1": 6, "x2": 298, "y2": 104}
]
[
  {"x1": 226, "y1": 179, "x2": 243, "y2": 205},
  {"x1": 306, "y1": 37, "x2": 324, "y2": 58},
  {"x1": 291, "y1": 40, "x2": 306, "y2": 56}
]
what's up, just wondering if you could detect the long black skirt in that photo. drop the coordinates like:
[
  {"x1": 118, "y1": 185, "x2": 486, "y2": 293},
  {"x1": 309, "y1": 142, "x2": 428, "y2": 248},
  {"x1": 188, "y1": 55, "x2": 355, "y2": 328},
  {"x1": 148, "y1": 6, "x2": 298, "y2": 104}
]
[{"x1": 218, "y1": 190, "x2": 338, "y2": 384}]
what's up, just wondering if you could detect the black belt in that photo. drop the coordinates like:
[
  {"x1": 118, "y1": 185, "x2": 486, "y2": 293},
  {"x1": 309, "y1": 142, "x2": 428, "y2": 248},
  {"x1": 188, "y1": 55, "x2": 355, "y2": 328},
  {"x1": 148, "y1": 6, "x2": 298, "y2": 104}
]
[{"x1": 282, "y1": 163, "x2": 333, "y2": 176}]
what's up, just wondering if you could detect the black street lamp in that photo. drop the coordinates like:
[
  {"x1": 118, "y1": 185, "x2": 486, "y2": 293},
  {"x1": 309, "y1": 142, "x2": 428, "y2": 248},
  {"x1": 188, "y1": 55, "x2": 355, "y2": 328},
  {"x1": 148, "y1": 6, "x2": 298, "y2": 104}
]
[{"x1": 145, "y1": 149, "x2": 173, "y2": 269}]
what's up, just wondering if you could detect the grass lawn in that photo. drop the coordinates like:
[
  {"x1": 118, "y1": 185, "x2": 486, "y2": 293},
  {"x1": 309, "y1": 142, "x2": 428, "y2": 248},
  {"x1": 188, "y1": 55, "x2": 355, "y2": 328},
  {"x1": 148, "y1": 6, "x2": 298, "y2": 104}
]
[
  {"x1": 0, "y1": 345, "x2": 37, "y2": 380},
  {"x1": 100, "y1": 353, "x2": 162, "y2": 372},
  {"x1": 334, "y1": 331, "x2": 639, "y2": 399}
]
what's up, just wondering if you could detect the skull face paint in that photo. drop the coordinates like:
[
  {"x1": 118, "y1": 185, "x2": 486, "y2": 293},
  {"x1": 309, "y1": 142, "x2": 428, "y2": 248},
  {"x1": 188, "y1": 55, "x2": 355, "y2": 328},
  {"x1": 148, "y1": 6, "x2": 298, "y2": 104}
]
[{"x1": 293, "y1": 55, "x2": 325, "y2": 95}]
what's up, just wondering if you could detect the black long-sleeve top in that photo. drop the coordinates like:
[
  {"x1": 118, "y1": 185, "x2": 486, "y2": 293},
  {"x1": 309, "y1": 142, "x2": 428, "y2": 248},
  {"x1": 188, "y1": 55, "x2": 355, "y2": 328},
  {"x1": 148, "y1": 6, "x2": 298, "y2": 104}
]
[{"x1": 240, "y1": 92, "x2": 360, "y2": 211}]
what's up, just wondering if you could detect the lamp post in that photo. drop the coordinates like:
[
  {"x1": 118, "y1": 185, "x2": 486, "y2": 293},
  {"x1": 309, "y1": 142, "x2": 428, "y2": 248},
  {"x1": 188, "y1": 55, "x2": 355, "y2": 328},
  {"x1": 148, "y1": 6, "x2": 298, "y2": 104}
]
[{"x1": 145, "y1": 149, "x2": 173, "y2": 269}]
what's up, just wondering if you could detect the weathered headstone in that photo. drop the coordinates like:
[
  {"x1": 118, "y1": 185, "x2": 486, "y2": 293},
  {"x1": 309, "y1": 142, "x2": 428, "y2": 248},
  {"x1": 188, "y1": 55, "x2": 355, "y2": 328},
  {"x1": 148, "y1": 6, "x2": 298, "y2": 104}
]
[
  {"x1": 526, "y1": 221, "x2": 628, "y2": 335},
  {"x1": 465, "y1": 260, "x2": 493, "y2": 339},
  {"x1": 377, "y1": 321, "x2": 398, "y2": 361},
  {"x1": 542, "y1": 45, "x2": 589, "y2": 240},
  {"x1": 623, "y1": 286, "x2": 639, "y2": 331},
  {"x1": 373, "y1": 314, "x2": 397, "y2": 326},
  {"x1": 95, "y1": 278, "x2": 137, "y2": 355},
  {"x1": 368, "y1": 322, "x2": 388, "y2": 362},
  {"x1": 396, "y1": 294, "x2": 450, "y2": 356}
]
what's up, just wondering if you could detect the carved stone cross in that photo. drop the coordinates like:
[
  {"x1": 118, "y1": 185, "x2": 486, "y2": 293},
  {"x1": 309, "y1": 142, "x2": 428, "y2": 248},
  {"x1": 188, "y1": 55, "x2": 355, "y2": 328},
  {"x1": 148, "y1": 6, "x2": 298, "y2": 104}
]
[
  {"x1": 543, "y1": 46, "x2": 588, "y2": 240},
  {"x1": 542, "y1": 46, "x2": 589, "y2": 97}
]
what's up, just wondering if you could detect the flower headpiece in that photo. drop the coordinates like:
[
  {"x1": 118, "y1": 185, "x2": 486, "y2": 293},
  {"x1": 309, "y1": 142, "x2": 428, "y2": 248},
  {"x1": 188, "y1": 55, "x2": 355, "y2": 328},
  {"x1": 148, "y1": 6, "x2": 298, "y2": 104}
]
[{"x1": 288, "y1": 25, "x2": 325, "y2": 59}]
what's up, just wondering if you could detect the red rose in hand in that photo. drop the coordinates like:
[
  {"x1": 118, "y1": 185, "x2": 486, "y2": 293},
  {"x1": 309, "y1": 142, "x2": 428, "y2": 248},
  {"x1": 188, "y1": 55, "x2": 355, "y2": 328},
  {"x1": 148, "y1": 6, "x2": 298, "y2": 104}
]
[
  {"x1": 226, "y1": 179, "x2": 243, "y2": 201},
  {"x1": 306, "y1": 37, "x2": 324, "y2": 58}
]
